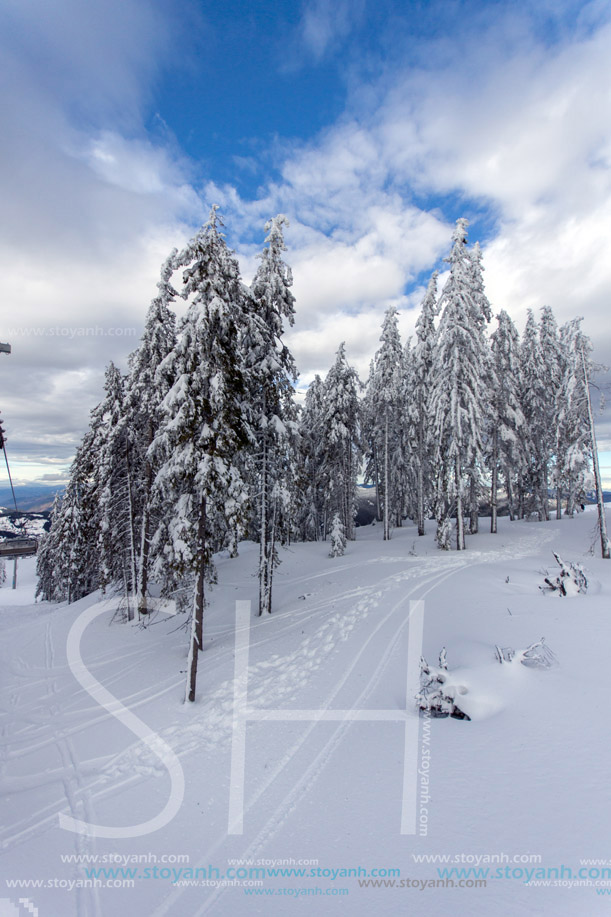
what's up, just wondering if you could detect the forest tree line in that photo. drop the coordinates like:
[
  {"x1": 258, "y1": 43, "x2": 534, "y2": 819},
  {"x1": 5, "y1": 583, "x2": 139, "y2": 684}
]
[{"x1": 36, "y1": 212, "x2": 598, "y2": 696}]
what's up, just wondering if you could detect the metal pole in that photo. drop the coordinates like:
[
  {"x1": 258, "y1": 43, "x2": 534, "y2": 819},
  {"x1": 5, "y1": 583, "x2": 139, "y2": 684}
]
[
  {"x1": 1, "y1": 341, "x2": 15, "y2": 587},
  {"x1": 581, "y1": 344, "x2": 610, "y2": 559}
]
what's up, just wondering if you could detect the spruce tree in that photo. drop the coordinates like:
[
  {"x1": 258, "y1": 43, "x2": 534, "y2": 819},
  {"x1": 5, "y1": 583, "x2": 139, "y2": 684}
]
[
  {"x1": 520, "y1": 309, "x2": 551, "y2": 520},
  {"x1": 149, "y1": 208, "x2": 254, "y2": 702},
  {"x1": 94, "y1": 362, "x2": 138, "y2": 614},
  {"x1": 430, "y1": 219, "x2": 492, "y2": 550},
  {"x1": 37, "y1": 437, "x2": 100, "y2": 602},
  {"x1": 555, "y1": 319, "x2": 592, "y2": 517},
  {"x1": 297, "y1": 375, "x2": 326, "y2": 540},
  {"x1": 539, "y1": 306, "x2": 565, "y2": 519},
  {"x1": 409, "y1": 272, "x2": 438, "y2": 536},
  {"x1": 319, "y1": 344, "x2": 362, "y2": 542},
  {"x1": 125, "y1": 252, "x2": 178, "y2": 614},
  {"x1": 245, "y1": 215, "x2": 298, "y2": 615},
  {"x1": 367, "y1": 306, "x2": 404, "y2": 540},
  {"x1": 489, "y1": 310, "x2": 527, "y2": 531}
]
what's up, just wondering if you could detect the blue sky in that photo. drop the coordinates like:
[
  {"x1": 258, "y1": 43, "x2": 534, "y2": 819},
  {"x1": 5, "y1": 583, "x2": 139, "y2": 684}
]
[{"x1": 1, "y1": 0, "x2": 611, "y2": 486}]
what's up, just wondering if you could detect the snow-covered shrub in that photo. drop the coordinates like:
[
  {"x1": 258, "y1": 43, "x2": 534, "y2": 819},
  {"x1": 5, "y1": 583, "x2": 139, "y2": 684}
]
[
  {"x1": 435, "y1": 515, "x2": 452, "y2": 551},
  {"x1": 494, "y1": 645, "x2": 515, "y2": 664},
  {"x1": 495, "y1": 637, "x2": 557, "y2": 669},
  {"x1": 540, "y1": 552, "x2": 587, "y2": 597},
  {"x1": 416, "y1": 649, "x2": 470, "y2": 720},
  {"x1": 329, "y1": 512, "x2": 346, "y2": 558},
  {"x1": 521, "y1": 637, "x2": 558, "y2": 668},
  {"x1": 0, "y1": 558, "x2": 5, "y2": 586}
]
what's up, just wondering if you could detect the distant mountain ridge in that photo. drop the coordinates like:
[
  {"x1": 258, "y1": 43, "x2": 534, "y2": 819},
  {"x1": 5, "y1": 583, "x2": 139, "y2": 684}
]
[{"x1": 0, "y1": 484, "x2": 64, "y2": 513}]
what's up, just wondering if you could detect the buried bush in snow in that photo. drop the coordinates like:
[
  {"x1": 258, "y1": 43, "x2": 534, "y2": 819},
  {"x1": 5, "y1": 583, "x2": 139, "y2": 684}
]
[
  {"x1": 540, "y1": 552, "x2": 588, "y2": 597},
  {"x1": 495, "y1": 636, "x2": 558, "y2": 669},
  {"x1": 435, "y1": 515, "x2": 452, "y2": 551},
  {"x1": 416, "y1": 648, "x2": 470, "y2": 720},
  {"x1": 328, "y1": 512, "x2": 347, "y2": 558}
]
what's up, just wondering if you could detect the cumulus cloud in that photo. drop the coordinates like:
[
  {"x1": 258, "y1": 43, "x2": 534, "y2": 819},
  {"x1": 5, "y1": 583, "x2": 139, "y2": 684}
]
[
  {"x1": 0, "y1": 0, "x2": 205, "y2": 473},
  {"x1": 220, "y1": 6, "x2": 611, "y2": 444},
  {"x1": 2, "y1": 0, "x2": 611, "y2": 482}
]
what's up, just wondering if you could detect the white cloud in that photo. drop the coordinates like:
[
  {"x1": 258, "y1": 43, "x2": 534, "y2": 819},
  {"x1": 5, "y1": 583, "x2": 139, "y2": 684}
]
[
  {"x1": 222, "y1": 8, "x2": 611, "y2": 438},
  {"x1": 0, "y1": 1, "x2": 205, "y2": 475},
  {"x1": 294, "y1": 0, "x2": 365, "y2": 64},
  {"x1": 3, "y1": 0, "x2": 611, "y2": 476}
]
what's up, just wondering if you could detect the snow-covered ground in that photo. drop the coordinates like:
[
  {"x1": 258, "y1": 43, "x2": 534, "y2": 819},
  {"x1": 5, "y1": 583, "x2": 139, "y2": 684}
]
[
  {"x1": 0, "y1": 514, "x2": 48, "y2": 538},
  {"x1": 1, "y1": 509, "x2": 611, "y2": 916}
]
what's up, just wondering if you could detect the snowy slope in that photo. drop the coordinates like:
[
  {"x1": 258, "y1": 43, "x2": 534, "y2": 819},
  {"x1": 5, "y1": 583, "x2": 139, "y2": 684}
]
[{"x1": 1, "y1": 510, "x2": 611, "y2": 917}]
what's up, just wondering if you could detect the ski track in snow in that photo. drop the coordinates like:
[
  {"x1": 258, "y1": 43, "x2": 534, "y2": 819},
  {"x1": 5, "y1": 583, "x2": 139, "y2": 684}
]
[
  {"x1": 0, "y1": 527, "x2": 554, "y2": 902},
  {"x1": 43, "y1": 619, "x2": 102, "y2": 917},
  {"x1": 152, "y1": 530, "x2": 552, "y2": 916}
]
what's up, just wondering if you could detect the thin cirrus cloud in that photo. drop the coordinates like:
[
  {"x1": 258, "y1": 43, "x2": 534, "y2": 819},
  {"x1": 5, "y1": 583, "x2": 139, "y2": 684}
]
[{"x1": 299, "y1": 0, "x2": 365, "y2": 61}]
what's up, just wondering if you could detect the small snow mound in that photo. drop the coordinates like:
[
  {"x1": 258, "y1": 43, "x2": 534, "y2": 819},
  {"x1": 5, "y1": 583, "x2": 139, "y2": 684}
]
[{"x1": 540, "y1": 552, "x2": 587, "y2": 597}]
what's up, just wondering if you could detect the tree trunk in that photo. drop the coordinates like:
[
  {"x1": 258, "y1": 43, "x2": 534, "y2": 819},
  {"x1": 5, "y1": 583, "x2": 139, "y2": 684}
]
[
  {"x1": 417, "y1": 461, "x2": 425, "y2": 536},
  {"x1": 506, "y1": 468, "x2": 515, "y2": 521},
  {"x1": 186, "y1": 496, "x2": 207, "y2": 703},
  {"x1": 565, "y1": 474, "x2": 575, "y2": 518},
  {"x1": 490, "y1": 429, "x2": 498, "y2": 534},
  {"x1": 373, "y1": 442, "x2": 382, "y2": 522},
  {"x1": 258, "y1": 438, "x2": 268, "y2": 617},
  {"x1": 138, "y1": 475, "x2": 151, "y2": 614},
  {"x1": 138, "y1": 422, "x2": 154, "y2": 615},
  {"x1": 582, "y1": 345, "x2": 610, "y2": 559},
  {"x1": 384, "y1": 410, "x2": 390, "y2": 541},
  {"x1": 469, "y1": 474, "x2": 479, "y2": 535},
  {"x1": 517, "y1": 470, "x2": 524, "y2": 520},
  {"x1": 266, "y1": 495, "x2": 278, "y2": 614},
  {"x1": 455, "y1": 456, "x2": 465, "y2": 551},
  {"x1": 540, "y1": 466, "x2": 550, "y2": 521},
  {"x1": 417, "y1": 417, "x2": 426, "y2": 535},
  {"x1": 124, "y1": 458, "x2": 136, "y2": 621}
]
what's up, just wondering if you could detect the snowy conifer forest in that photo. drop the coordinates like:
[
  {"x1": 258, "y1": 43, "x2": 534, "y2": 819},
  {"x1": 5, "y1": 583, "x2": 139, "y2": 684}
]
[
  {"x1": 6, "y1": 208, "x2": 609, "y2": 917},
  {"x1": 35, "y1": 211, "x2": 605, "y2": 699},
  {"x1": 6, "y1": 2, "x2": 611, "y2": 914}
]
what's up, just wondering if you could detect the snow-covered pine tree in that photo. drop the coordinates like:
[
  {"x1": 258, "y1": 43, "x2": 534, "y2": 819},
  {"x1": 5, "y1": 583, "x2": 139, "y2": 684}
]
[
  {"x1": 296, "y1": 374, "x2": 327, "y2": 540},
  {"x1": 465, "y1": 241, "x2": 493, "y2": 534},
  {"x1": 577, "y1": 332, "x2": 611, "y2": 559},
  {"x1": 361, "y1": 360, "x2": 383, "y2": 523},
  {"x1": 36, "y1": 436, "x2": 100, "y2": 602},
  {"x1": 539, "y1": 306, "x2": 565, "y2": 520},
  {"x1": 366, "y1": 306, "x2": 405, "y2": 540},
  {"x1": 328, "y1": 511, "x2": 346, "y2": 557},
  {"x1": 125, "y1": 252, "x2": 178, "y2": 614},
  {"x1": 94, "y1": 362, "x2": 139, "y2": 615},
  {"x1": 149, "y1": 207, "x2": 254, "y2": 702},
  {"x1": 35, "y1": 492, "x2": 63, "y2": 601},
  {"x1": 518, "y1": 309, "x2": 544, "y2": 518},
  {"x1": 519, "y1": 308, "x2": 560, "y2": 520},
  {"x1": 488, "y1": 310, "x2": 527, "y2": 532},
  {"x1": 395, "y1": 336, "x2": 413, "y2": 527},
  {"x1": 555, "y1": 319, "x2": 592, "y2": 518},
  {"x1": 245, "y1": 215, "x2": 298, "y2": 616},
  {"x1": 408, "y1": 272, "x2": 438, "y2": 536},
  {"x1": 319, "y1": 343, "x2": 362, "y2": 542},
  {"x1": 430, "y1": 219, "x2": 492, "y2": 550}
]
